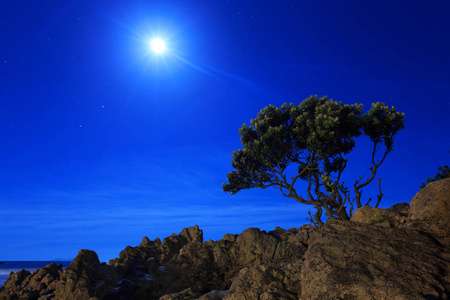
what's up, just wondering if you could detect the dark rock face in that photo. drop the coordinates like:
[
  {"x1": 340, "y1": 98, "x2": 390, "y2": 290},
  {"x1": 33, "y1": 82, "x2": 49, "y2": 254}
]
[
  {"x1": 0, "y1": 263, "x2": 62, "y2": 300},
  {"x1": 388, "y1": 202, "x2": 410, "y2": 215},
  {"x1": 301, "y1": 219, "x2": 450, "y2": 299},
  {"x1": 211, "y1": 226, "x2": 307, "y2": 284},
  {"x1": 226, "y1": 264, "x2": 300, "y2": 300},
  {"x1": 2, "y1": 197, "x2": 449, "y2": 299},
  {"x1": 54, "y1": 249, "x2": 119, "y2": 300},
  {"x1": 0, "y1": 225, "x2": 308, "y2": 300}
]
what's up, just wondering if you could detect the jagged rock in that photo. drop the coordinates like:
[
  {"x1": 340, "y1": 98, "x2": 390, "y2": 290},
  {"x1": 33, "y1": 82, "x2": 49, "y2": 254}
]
[
  {"x1": 0, "y1": 263, "x2": 62, "y2": 300},
  {"x1": 23, "y1": 263, "x2": 62, "y2": 297},
  {"x1": 179, "y1": 225, "x2": 203, "y2": 244},
  {"x1": 103, "y1": 226, "x2": 210, "y2": 299},
  {"x1": 3, "y1": 191, "x2": 450, "y2": 300},
  {"x1": 25, "y1": 263, "x2": 60, "y2": 288},
  {"x1": 259, "y1": 292, "x2": 292, "y2": 300},
  {"x1": 225, "y1": 265, "x2": 297, "y2": 300},
  {"x1": 158, "y1": 234, "x2": 184, "y2": 264},
  {"x1": 270, "y1": 225, "x2": 311, "y2": 246},
  {"x1": 198, "y1": 289, "x2": 229, "y2": 299},
  {"x1": 0, "y1": 226, "x2": 308, "y2": 300},
  {"x1": 222, "y1": 233, "x2": 236, "y2": 242},
  {"x1": 3, "y1": 269, "x2": 32, "y2": 289},
  {"x1": 268, "y1": 227, "x2": 291, "y2": 241},
  {"x1": 140, "y1": 236, "x2": 152, "y2": 247},
  {"x1": 351, "y1": 206, "x2": 403, "y2": 227},
  {"x1": 158, "y1": 225, "x2": 203, "y2": 264},
  {"x1": 410, "y1": 177, "x2": 450, "y2": 228},
  {"x1": 145, "y1": 225, "x2": 308, "y2": 297},
  {"x1": 233, "y1": 228, "x2": 282, "y2": 264},
  {"x1": 159, "y1": 287, "x2": 199, "y2": 299},
  {"x1": 151, "y1": 226, "x2": 308, "y2": 298},
  {"x1": 388, "y1": 202, "x2": 410, "y2": 216},
  {"x1": 234, "y1": 227, "x2": 306, "y2": 264},
  {"x1": 211, "y1": 227, "x2": 306, "y2": 285},
  {"x1": 109, "y1": 243, "x2": 156, "y2": 275},
  {"x1": 167, "y1": 240, "x2": 224, "y2": 294},
  {"x1": 216, "y1": 227, "x2": 305, "y2": 268},
  {"x1": 300, "y1": 219, "x2": 450, "y2": 299},
  {"x1": 53, "y1": 249, "x2": 118, "y2": 300}
]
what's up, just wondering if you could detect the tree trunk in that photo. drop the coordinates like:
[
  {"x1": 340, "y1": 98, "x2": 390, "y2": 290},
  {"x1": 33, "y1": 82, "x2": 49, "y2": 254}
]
[{"x1": 336, "y1": 208, "x2": 350, "y2": 220}]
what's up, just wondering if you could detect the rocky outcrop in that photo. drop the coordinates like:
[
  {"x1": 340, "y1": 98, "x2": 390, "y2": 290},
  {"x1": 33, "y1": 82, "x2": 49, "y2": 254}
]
[
  {"x1": 225, "y1": 264, "x2": 300, "y2": 300},
  {"x1": 2, "y1": 183, "x2": 450, "y2": 299},
  {"x1": 53, "y1": 249, "x2": 119, "y2": 300},
  {"x1": 410, "y1": 177, "x2": 450, "y2": 228},
  {"x1": 301, "y1": 219, "x2": 450, "y2": 299},
  {"x1": 350, "y1": 202, "x2": 411, "y2": 228},
  {"x1": 211, "y1": 226, "x2": 307, "y2": 282},
  {"x1": 388, "y1": 202, "x2": 410, "y2": 215},
  {"x1": 0, "y1": 263, "x2": 62, "y2": 300},
  {"x1": 350, "y1": 205, "x2": 404, "y2": 227},
  {"x1": 0, "y1": 225, "x2": 309, "y2": 300}
]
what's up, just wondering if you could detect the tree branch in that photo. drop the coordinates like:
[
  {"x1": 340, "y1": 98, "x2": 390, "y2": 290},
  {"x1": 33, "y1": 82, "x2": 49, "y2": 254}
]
[
  {"x1": 354, "y1": 142, "x2": 390, "y2": 207},
  {"x1": 375, "y1": 177, "x2": 383, "y2": 208}
]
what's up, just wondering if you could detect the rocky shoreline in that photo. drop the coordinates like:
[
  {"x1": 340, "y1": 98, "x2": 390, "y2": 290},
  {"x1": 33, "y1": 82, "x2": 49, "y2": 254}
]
[{"x1": 1, "y1": 178, "x2": 449, "y2": 299}]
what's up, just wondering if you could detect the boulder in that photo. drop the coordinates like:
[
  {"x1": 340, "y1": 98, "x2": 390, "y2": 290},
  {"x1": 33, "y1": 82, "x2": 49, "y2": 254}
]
[
  {"x1": 410, "y1": 178, "x2": 450, "y2": 228},
  {"x1": 231, "y1": 227, "x2": 305, "y2": 266},
  {"x1": 234, "y1": 228, "x2": 283, "y2": 265},
  {"x1": 300, "y1": 219, "x2": 450, "y2": 299},
  {"x1": 179, "y1": 225, "x2": 203, "y2": 244},
  {"x1": 212, "y1": 227, "x2": 306, "y2": 285},
  {"x1": 158, "y1": 234, "x2": 183, "y2": 264},
  {"x1": 154, "y1": 237, "x2": 162, "y2": 247},
  {"x1": 269, "y1": 225, "x2": 311, "y2": 246},
  {"x1": 158, "y1": 226, "x2": 203, "y2": 264},
  {"x1": 109, "y1": 243, "x2": 156, "y2": 275},
  {"x1": 3, "y1": 269, "x2": 31, "y2": 289},
  {"x1": 198, "y1": 289, "x2": 229, "y2": 299},
  {"x1": 159, "y1": 287, "x2": 199, "y2": 299},
  {"x1": 0, "y1": 263, "x2": 62, "y2": 300},
  {"x1": 168, "y1": 240, "x2": 224, "y2": 293},
  {"x1": 225, "y1": 264, "x2": 299, "y2": 300},
  {"x1": 351, "y1": 206, "x2": 403, "y2": 227},
  {"x1": 140, "y1": 236, "x2": 153, "y2": 248},
  {"x1": 21, "y1": 263, "x2": 62, "y2": 296},
  {"x1": 53, "y1": 249, "x2": 118, "y2": 300},
  {"x1": 222, "y1": 233, "x2": 237, "y2": 242},
  {"x1": 107, "y1": 226, "x2": 212, "y2": 299},
  {"x1": 388, "y1": 202, "x2": 410, "y2": 216}
]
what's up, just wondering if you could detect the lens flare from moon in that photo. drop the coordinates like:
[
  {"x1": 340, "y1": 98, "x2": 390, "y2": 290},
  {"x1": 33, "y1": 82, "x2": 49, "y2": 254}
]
[{"x1": 150, "y1": 38, "x2": 166, "y2": 53}]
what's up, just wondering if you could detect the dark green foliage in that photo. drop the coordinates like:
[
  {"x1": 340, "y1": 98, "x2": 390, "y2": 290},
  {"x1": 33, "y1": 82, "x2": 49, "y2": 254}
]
[
  {"x1": 223, "y1": 96, "x2": 404, "y2": 225},
  {"x1": 420, "y1": 150, "x2": 450, "y2": 188}
]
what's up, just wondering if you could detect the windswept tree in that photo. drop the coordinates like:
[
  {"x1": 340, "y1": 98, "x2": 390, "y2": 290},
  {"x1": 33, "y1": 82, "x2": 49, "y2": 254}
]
[
  {"x1": 223, "y1": 95, "x2": 404, "y2": 225},
  {"x1": 420, "y1": 150, "x2": 450, "y2": 188}
]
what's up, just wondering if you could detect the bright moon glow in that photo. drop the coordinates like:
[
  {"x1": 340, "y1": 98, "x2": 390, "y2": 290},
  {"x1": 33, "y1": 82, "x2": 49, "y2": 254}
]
[{"x1": 150, "y1": 38, "x2": 166, "y2": 53}]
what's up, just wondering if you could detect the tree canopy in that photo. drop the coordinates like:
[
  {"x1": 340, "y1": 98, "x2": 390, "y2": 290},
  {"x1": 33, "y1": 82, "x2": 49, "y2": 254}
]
[{"x1": 223, "y1": 95, "x2": 404, "y2": 225}]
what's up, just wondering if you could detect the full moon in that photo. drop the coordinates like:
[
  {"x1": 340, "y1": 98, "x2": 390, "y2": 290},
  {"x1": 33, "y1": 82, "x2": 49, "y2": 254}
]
[{"x1": 150, "y1": 38, "x2": 166, "y2": 53}]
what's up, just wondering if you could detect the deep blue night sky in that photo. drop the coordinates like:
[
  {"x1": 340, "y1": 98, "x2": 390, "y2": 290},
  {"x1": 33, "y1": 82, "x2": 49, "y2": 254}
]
[{"x1": 1, "y1": 0, "x2": 449, "y2": 261}]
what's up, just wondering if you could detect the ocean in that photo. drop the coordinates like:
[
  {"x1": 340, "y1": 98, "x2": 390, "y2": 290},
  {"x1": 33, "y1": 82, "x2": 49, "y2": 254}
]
[{"x1": 0, "y1": 261, "x2": 72, "y2": 287}]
